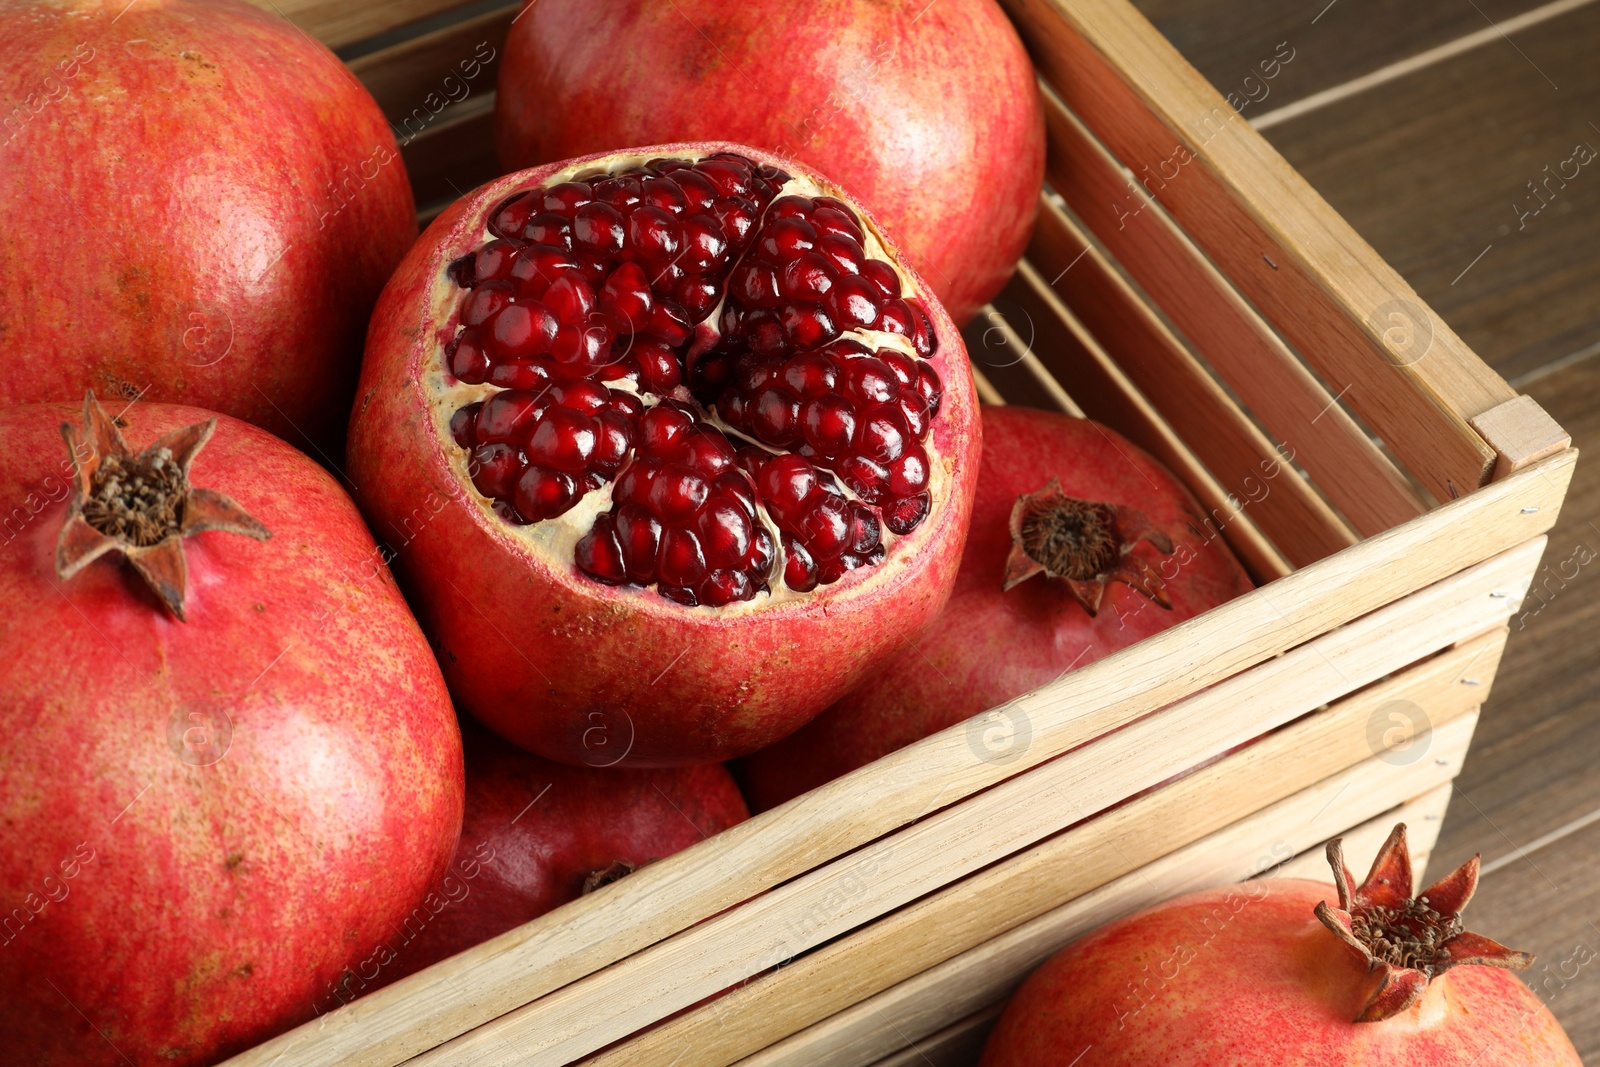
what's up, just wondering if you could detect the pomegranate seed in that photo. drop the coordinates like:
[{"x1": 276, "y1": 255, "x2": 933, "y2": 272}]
[
  {"x1": 810, "y1": 205, "x2": 863, "y2": 242},
  {"x1": 879, "y1": 349, "x2": 919, "y2": 388},
  {"x1": 592, "y1": 175, "x2": 642, "y2": 208},
  {"x1": 550, "y1": 379, "x2": 609, "y2": 414},
  {"x1": 576, "y1": 515, "x2": 626, "y2": 583},
  {"x1": 847, "y1": 503, "x2": 881, "y2": 555},
  {"x1": 675, "y1": 276, "x2": 720, "y2": 322},
  {"x1": 609, "y1": 391, "x2": 645, "y2": 419},
  {"x1": 732, "y1": 262, "x2": 782, "y2": 308},
  {"x1": 800, "y1": 494, "x2": 851, "y2": 559},
  {"x1": 897, "y1": 393, "x2": 929, "y2": 437},
  {"x1": 862, "y1": 260, "x2": 901, "y2": 298},
  {"x1": 837, "y1": 454, "x2": 890, "y2": 503},
  {"x1": 751, "y1": 386, "x2": 800, "y2": 445},
  {"x1": 782, "y1": 303, "x2": 837, "y2": 349},
  {"x1": 470, "y1": 443, "x2": 523, "y2": 498},
  {"x1": 783, "y1": 535, "x2": 818, "y2": 592},
  {"x1": 800, "y1": 395, "x2": 857, "y2": 455},
  {"x1": 449, "y1": 330, "x2": 490, "y2": 383},
  {"x1": 636, "y1": 340, "x2": 683, "y2": 393},
  {"x1": 826, "y1": 274, "x2": 881, "y2": 330},
  {"x1": 782, "y1": 352, "x2": 839, "y2": 397},
  {"x1": 699, "y1": 569, "x2": 752, "y2": 606},
  {"x1": 488, "y1": 360, "x2": 552, "y2": 390},
  {"x1": 448, "y1": 253, "x2": 476, "y2": 287},
  {"x1": 681, "y1": 215, "x2": 728, "y2": 271},
  {"x1": 780, "y1": 253, "x2": 836, "y2": 301},
  {"x1": 658, "y1": 527, "x2": 707, "y2": 586},
  {"x1": 887, "y1": 445, "x2": 929, "y2": 495},
  {"x1": 884, "y1": 491, "x2": 930, "y2": 535},
  {"x1": 544, "y1": 273, "x2": 596, "y2": 326},
  {"x1": 593, "y1": 411, "x2": 634, "y2": 473},
  {"x1": 648, "y1": 464, "x2": 710, "y2": 523},
  {"x1": 844, "y1": 357, "x2": 899, "y2": 405},
  {"x1": 527, "y1": 407, "x2": 598, "y2": 474},
  {"x1": 857, "y1": 405, "x2": 909, "y2": 463},
  {"x1": 879, "y1": 298, "x2": 915, "y2": 338},
  {"x1": 769, "y1": 195, "x2": 813, "y2": 219},
  {"x1": 476, "y1": 389, "x2": 548, "y2": 443},
  {"x1": 550, "y1": 324, "x2": 607, "y2": 372},
  {"x1": 757, "y1": 454, "x2": 818, "y2": 523},
  {"x1": 600, "y1": 261, "x2": 653, "y2": 334},
  {"x1": 627, "y1": 206, "x2": 682, "y2": 262},
  {"x1": 818, "y1": 233, "x2": 866, "y2": 275},
  {"x1": 450, "y1": 402, "x2": 481, "y2": 447},
  {"x1": 462, "y1": 281, "x2": 513, "y2": 327},
  {"x1": 490, "y1": 191, "x2": 540, "y2": 240},
  {"x1": 713, "y1": 197, "x2": 758, "y2": 249},
  {"x1": 909, "y1": 302, "x2": 937, "y2": 357},
  {"x1": 616, "y1": 504, "x2": 662, "y2": 583},
  {"x1": 681, "y1": 431, "x2": 736, "y2": 475},
  {"x1": 474, "y1": 240, "x2": 519, "y2": 282},
  {"x1": 697, "y1": 494, "x2": 754, "y2": 568},
  {"x1": 512, "y1": 245, "x2": 579, "y2": 300},
  {"x1": 489, "y1": 303, "x2": 559, "y2": 360},
  {"x1": 640, "y1": 175, "x2": 687, "y2": 213},
  {"x1": 543, "y1": 181, "x2": 592, "y2": 213},
  {"x1": 698, "y1": 159, "x2": 752, "y2": 197},
  {"x1": 523, "y1": 213, "x2": 573, "y2": 247},
  {"x1": 917, "y1": 362, "x2": 942, "y2": 411},
  {"x1": 759, "y1": 217, "x2": 817, "y2": 260},
  {"x1": 640, "y1": 404, "x2": 694, "y2": 457},
  {"x1": 647, "y1": 301, "x2": 692, "y2": 346},
  {"x1": 613, "y1": 458, "x2": 658, "y2": 508},
  {"x1": 671, "y1": 169, "x2": 718, "y2": 212},
  {"x1": 573, "y1": 202, "x2": 626, "y2": 255},
  {"x1": 514, "y1": 465, "x2": 577, "y2": 520}
]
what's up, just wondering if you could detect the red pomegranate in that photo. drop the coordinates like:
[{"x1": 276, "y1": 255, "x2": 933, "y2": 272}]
[
  {"x1": 980, "y1": 825, "x2": 1581, "y2": 1065},
  {"x1": 738, "y1": 405, "x2": 1251, "y2": 809},
  {"x1": 364, "y1": 720, "x2": 749, "y2": 989},
  {"x1": 493, "y1": 0, "x2": 1045, "y2": 327},
  {"x1": 0, "y1": 395, "x2": 463, "y2": 1067},
  {"x1": 0, "y1": 0, "x2": 415, "y2": 452},
  {"x1": 347, "y1": 145, "x2": 980, "y2": 766}
]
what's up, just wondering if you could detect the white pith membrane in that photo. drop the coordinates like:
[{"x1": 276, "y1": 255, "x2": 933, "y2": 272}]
[{"x1": 424, "y1": 152, "x2": 954, "y2": 612}]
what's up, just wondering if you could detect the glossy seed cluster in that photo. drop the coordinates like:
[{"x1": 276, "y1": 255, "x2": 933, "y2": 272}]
[{"x1": 444, "y1": 153, "x2": 942, "y2": 607}]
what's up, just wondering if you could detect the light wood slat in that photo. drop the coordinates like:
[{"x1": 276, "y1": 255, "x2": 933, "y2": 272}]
[
  {"x1": 748, "y1": 752, "x2": 1466, "y2": 1067},
  {"x1": 852, "y1": 784, "x2": 1455, "y2": 1067},
  {"x1": 398, "y1": 94, "x2": 497, "y2": 212},
  {"x1": 222, "y1": 452, "x2": 1568, "y2": 1067},
  {"x1": 1037, "y1": 93, "x2": 1428, "y2": 534},
  {"x1": 999, "y1": 262, "x2": 1294, "y2": 581},
  {"x1": 1003, "y1": 0, "x2": 1512, "y2": 502},
  {"x1": 960, "y1": 309, "x2": 1084, "y2": 415},
  {"x1": 243, "y1": 0, "x2": 485, "y2": 50},
  {"x1": 967, "y1": 366, "x2": 1008, "y2": 407},
  {"x1": 1028, "y1": 194, "x2": 1360, "y2": 566},
  {"x1": 581, "y1": 631, "x2": 1503, "y2": 1066},
  {"x1": 410, "y1": 541, "x2": 1536, "y2": 1066},
  {"x1": 1469, "y1": 396, "x2": 1573, "y2": 482},
  {"x1": 347, "y1": 5, "x2": 515, "y2": 123}
]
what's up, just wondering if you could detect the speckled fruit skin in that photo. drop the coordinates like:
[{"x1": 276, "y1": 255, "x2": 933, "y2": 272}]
[
  {"x1": 738, "y1": 406, "x2": 1251, "y2": 810},
  {"x1": 388, "y1": 720, "x2": 748, "y2": 981},
  {"x1": 493, "y1": 0, "x2": 1044, "y2": 327},
  {"x1": 347, "y1": 142, "x2": 980, "y2": 768},
  {"x1": 979, "y1": 878, "x2": 1582, "y2": 1066},
  {"x1": 0, "y1": 403, "x2": 463, "y2": 1067},
  {"x1": 0, "y1": 0, "x2": 416, "y2": 453}
]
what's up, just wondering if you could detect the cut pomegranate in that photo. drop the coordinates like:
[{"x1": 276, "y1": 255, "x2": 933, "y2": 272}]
[{"x1": 349, "y1": 143, "x2": 980, "y2": 765}]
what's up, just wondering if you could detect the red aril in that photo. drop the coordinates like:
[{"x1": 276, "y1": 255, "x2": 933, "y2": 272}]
[
  {"x1": 737, "y1": 405, "x2": 1251, "y2": 809},
  {"x1": 347, "y1": 145, "x2": 980, "y2": 766},
  {"x1": 980, "y1": 825, "x2": 1581, "y2": 1065},
  {"x1": 0, "y1": 0, "x2": 415, "y2": 452},
  {"x1": 0, "y1": 395, "x2": 463, "y2": 1067},
  {"x1": 385, "y1": 720, "x2": 749, "y2": 982},
  {"x1": 493, "y1": 0, "x2": 1044, "y2": 327}
]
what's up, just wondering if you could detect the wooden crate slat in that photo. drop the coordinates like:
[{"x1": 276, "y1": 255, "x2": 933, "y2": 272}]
[
  {"x1": 222, "y1": 453, "x2": 1567, "y2": 1067},
  {"x1": 745, "y1": 758, "x2": 1464, "y2": 1067},
  {"x1": 1003, "y1": 0, "x2": 1511, "y2": 502},
  {"x1": 1036, "y1": 93, "x2": 1428, "y2": 536},
  {"x1": 581, "y1": 630, "x2": 1503, "y2": 1066},
  {"x1": 243, "y1": 0, "x2": 486, "y2": 50},
  {"x1": 399, "y1": 94, "x2": 497, "y2": 215},
  {"x1": 959, "y1": 310, "x2": 1085, "y2": 415},
  {"x1": 347, "y1": 5, "x2": 516, "y2": 124},
  {"x1": 999, "y1": 262, "x2": 1297, "y2": 579},
  {"x1": 865, "y1": 1005, "x2": 1003, "y2": 1067},
  {"x1": 1026, "y1": 194, "x2": 1360, "y2": 567},
  {"x1": 407, "y1": 540, "x2": 1534, "y2": 1067}
]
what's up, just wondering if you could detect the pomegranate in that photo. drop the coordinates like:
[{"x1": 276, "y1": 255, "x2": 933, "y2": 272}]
[
  {"x1": 980, "y1": 824, "x2": 1581, "y2": 1065},
  {"x1": 493, "y1": 0, "x2": 1045, "y2": 327},
  {"x1": 366, "y1": 719, "x2": 748, "y2": 989},
  {"x1": 347, "y1": 145, "x2": 979, "y2": 766},
  {"x1": 0, "y1": 394, "x2": 463, "y2": 1066},
  {"x1": 737, "y1": 406, "x2": 1251, "y2": 809},
  {"x1": 0, "y1": 0, "x2": 415, "y2": 452}
]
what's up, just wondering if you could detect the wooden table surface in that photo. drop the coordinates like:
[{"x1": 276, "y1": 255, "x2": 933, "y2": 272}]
[{"x1": 1130, "y1": 0, "x2": 1600, "y2": 1052}]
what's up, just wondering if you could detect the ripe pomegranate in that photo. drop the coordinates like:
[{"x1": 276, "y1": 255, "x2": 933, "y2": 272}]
[
  {"x1": 980, "y1": 824, "x2": 1581, "y2": 1065},
  {"x1": 493, "y1": 0, "x2": 1045, "y2": 327},
  {"x1": 0, "y1": 0, "x2": 415, "y2": 452},
  {"x1": 737, "y1": 405, "x2": 1251, "y2": 809},
  {"x1": 0, "y1": 395, "x2": 463, "y2": 1067},
  {"x1": 360, "y1": 720, "x2": 749, "y2": 991},
  {"x1": 347, "y1": 145, "x2": 980, "y2": 766}
]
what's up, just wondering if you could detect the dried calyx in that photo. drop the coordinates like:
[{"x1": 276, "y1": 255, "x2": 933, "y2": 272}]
[
  {"x1": 1001, "y1": 477, "x2": 1173, "y2": 615},
  {"x1": 1315, "y1": 822, "x2": 1533, "y2": 1023},
  {"x1": 55, "y1": 392, "x2": 270, "y2": 621}
]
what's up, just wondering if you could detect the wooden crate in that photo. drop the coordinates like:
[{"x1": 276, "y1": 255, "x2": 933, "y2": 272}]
[{"x1": 229, "y1": 0, "x2": 1576, "y2": 1064}]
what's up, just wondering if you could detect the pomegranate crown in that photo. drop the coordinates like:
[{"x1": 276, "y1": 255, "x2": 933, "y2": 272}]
[
  {"x1": 1314, "y1": 822, "x2": 1532, "y2": 1023},
  {"x1": 1002, "y1": 478, "x2": 1173, "y2": 616},
  {"x1": 55, "y1": 391, "x2": 270, "y2": 621}
]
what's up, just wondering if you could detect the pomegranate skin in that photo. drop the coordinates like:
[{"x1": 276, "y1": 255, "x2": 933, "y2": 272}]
[
  {"x1": 738, "y1": 405, "x2": 1251, "y2": 810},
  {"x1": 0, "y1": 403, "x2": 463, "y2": 1066},
  {"x1": 385, "y1": 721, "x2": 749, "y2": 983},
  {"x1": 493, "y1": 0, "x2": 1044, "y2": 327},
  {"x1": 0, "y1": 0, "x2": 416, "y2": 452},
  {"x1": 347, "y1": 142, "x2": 981, "y2": 767},
  {"x1": 980, "y1": 878, "x2": 1582, "y2": 1065}
]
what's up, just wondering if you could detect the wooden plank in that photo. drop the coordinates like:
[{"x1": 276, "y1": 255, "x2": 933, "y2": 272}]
[
  {"x1": 958, "y1": 308, "x2": 1084, "y2": 415},
  {"x1": 223, "y1": 451, "x2": 1568, "y2": 1067},
  {"x1": 996, "y1": 263, "x2": 1293, "y2": 581},
  {"x1": 242, "y1": 0, "x2": 485, "y2": 50},
  {"x1": 741, "y1": 753, "x2": 1466, "y2": 1067},
  {"x1": 1025, "y1": 196, "x2": 1355, "y2": 565},
  {"x1": 1261, "y1": 1, "x2": 1600, "y2": 384},
  {"x1": 347, "y1": 5, "x2": 515, "y2": 124},
  {"x1": 854, "y1": 784, "x2": 1456, "y2": 1067},
  {"x1": 411, "y1": 543, "x2": 1535, "y2": 1067},
  {"x1": 1005, "y1": 0, "x2": 1511, "y2": 504},
  {"x1": 1037, "y1": 95, "x2": 1428, "y2": 533},
  {"x1": 581, "y1": 631, "x2": 1502, "y2": 1067},
  {"x1": 398, "y1": 94, "x2": 497, "y2": 214},
  {"x1": 1471, "y1": 396, "x2": 1572, "y2": 479}
]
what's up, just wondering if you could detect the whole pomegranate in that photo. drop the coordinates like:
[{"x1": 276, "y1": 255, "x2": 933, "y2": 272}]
[
  {"x1": 0, "y1": 395, "x2": 463, "y2": 1067},
  {"x1": 347, "y1": 145, "x2": 980, "y2": 766},
  {"x1": 980, "y1": 824, "x2": 1581, "y2": 1065},
  {"x1": 494, "y1": 0, "x2": 1044, "y2": 326},
  {"x1": 737, "y1": 405, "x2": 1251, "y2": 809},
  {"x1": 365, "y1": 720, "x2": 748, "y2": 990},
  {"x1": 0, "y1": 0, "x2": 415, "y2": 451}
]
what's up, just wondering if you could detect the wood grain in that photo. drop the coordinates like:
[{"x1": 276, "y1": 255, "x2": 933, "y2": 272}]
[
  {"x1": 243, "y1": 0, "x2": 486, "y2": 49},
  {"x1": 1262, "y1": 1, "x2": 1600, "y2": 382},
  {"x1": 347, "y1": 5, "x2": 515, "y2": 123}
]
